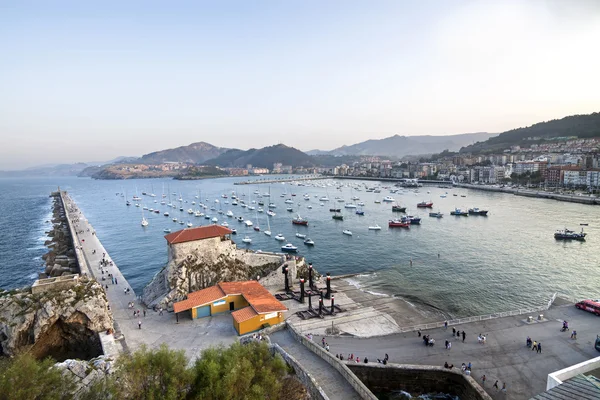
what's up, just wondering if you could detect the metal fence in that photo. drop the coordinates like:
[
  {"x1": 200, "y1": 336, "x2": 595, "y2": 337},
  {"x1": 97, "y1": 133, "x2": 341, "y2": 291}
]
[{"x1": 398, "y1": 293, "x2": 559, "y2": 333}]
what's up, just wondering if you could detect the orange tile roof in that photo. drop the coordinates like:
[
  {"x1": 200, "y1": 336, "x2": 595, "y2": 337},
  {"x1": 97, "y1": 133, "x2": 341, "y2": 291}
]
[
  {"x1": 173, "y1": 281, "x2": 287, "y2": 315},
  {"x1": 165, "y1": 226, "x2": 232, "y2": 245},
  {"x1": 173, "y1": 285, "x2": 225, "y2": 313},
  {"x1": 219, "y1": 281, "x2": 287, "y2": 313},
  {"x1": 231, "y1": 306, "x2": 258, "y2": 323}
]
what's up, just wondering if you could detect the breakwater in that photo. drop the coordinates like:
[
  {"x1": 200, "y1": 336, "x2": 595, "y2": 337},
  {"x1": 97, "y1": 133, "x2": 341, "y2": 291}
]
[
  {"x1": 455, "y1": 184, "x2": 600, "y2": 205},
  {"x1": 233, "y1": 175, "x2": 323, "y2": 185}
]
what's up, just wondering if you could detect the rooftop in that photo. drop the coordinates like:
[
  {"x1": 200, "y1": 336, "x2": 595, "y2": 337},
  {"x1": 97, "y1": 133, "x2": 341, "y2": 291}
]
[
  {"x1": 231, "y1": 306, "x2": 258, "y2": 323},
  {"x1": 164, "y1": 225, "x2": 232, "y2": 245},
  {"x1": 173, "y1": 281, "x2": 286, "y2": 314},
  {"x1": 530, "y1": 375, "x2": 600, "y2": 400}
]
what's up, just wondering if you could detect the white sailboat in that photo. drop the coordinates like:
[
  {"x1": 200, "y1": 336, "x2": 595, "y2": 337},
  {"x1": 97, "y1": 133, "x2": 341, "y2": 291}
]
[
  {"x1": 368, "y1": 224, "x2": 381, "y2": 230},
  {"x1": 264, "y1": 215, "x2": 272, "y2": 236},
  {"x1": 141, "y1": 208, "x2": 149, "y2": 227}
]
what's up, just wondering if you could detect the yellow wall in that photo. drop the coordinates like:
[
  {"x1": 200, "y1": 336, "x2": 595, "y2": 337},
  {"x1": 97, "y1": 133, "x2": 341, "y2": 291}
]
[
  {"x1": 235, "y1": 312, "x2": 284, "y2": 335},
  {"x1": 191, "y1": 308, "x2": 198, "y2": 319},
  {"x1": 209, "y1": 294, "x2": 249, "y2": 315}
]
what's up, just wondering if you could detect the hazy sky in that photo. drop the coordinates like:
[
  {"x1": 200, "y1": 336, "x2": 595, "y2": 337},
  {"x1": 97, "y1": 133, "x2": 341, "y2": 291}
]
[{"x1": 1, "y1": 0, "x2": 600, "y2": 170}]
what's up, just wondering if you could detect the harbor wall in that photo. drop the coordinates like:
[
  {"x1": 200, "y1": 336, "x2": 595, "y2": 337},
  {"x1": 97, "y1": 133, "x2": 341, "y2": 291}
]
[
  {"x1": 347, "y1": 364, "x2": 492, "y2": 400},
  {"x1": 455, "y1": 184, "x2": 599, "y2": 205},
  {"x1": 59, "y1": 191, "x2": 93, "y2": 277}
]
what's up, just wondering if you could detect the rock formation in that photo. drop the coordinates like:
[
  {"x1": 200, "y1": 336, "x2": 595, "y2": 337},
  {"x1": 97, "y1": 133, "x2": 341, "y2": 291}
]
[
  {"x1": 0, "y1": 277, "x2": 113, "y2": 360},
  {"x1": 55, "y1": 356, "x2": 114, "y2": 396},
  {"x1": 42, "y1": 192, "x2": 79, "y2": 278},
  {"x1": 142, "y1": 238, "x2": 285, "y2": 309}
]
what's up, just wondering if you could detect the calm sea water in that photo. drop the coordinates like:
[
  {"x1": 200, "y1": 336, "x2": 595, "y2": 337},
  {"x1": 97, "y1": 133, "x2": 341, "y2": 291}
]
[{"x1": 1, "y1": 176, "x2": 599, "y2": 317}]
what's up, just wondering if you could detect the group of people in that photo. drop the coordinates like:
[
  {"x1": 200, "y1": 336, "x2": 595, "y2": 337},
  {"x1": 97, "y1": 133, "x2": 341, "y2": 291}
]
[
  {"x1": 422, "y1": 334, "x2": 435, "y2": 347},
  {"x1": 526, "y1": 337, "x2": 542, "y2": 353},
  {"x1": 451, "y1": 327, "x2": 466, "y2": 342},
  {"x1": 477, "y1": 333, "x2": 487, "y2": 344}
]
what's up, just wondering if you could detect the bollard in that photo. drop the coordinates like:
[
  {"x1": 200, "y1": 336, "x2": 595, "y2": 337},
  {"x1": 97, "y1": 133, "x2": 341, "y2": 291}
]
[
  {"x1": 319, "y1": 298, "x2": 323, "y2": 315},
  {"x1": 308, "y1": 291, "x2": 313, "y2": 310},
  {"x1": 284, "y1": 267, "x2": 289, "y2": 293},
  {"x1": 331, "y1": 295, "x2": 335, "y2": 314},
  {"x1": 527, "y1": 316, "x2": 533, "y2": 323},
  {"x1": 325, "y1": 273, "x2": 331, "y2": 299},
  {"x1": 538, "y1": 314, "x2": 543, "y2": 321},
  {"x1": 300, "y1": 278, "x2": 305, "y2": 303}
]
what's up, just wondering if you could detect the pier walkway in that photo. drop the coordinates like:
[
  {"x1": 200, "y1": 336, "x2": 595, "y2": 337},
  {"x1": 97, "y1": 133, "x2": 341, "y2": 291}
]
[
  {"x1": 62, "y1": 192, "x2": 239, "y2": 361},
  {"x1": 320, "y1": 304, "x2": 600, "y2": 400},
  {"x1": 270, "y1": 329, "x2": 361, "y2": 400}
]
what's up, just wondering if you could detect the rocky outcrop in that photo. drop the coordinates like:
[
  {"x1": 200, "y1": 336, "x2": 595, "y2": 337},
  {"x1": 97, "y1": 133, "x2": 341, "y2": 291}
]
[
  {"x1": 55, "y1": 356, "x2": 114, "y2": 396},
  {"x1": 142, "y1": 240, "x2": 284, "y2": 310},
  {"x1": 0, "y1": 277, "x2": 113, "y2": 360},
  {"x1": 42, "y1": 192, "x2": 79, "y2": 278}
]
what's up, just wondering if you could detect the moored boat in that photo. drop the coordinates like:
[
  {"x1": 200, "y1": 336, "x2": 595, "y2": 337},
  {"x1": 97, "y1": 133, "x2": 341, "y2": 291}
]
[
  {"x1": 303, "y1": 238, "x2": 315, "y2": 246},
  {"x1": 281, "y1": 243, "x2": 298, "y2": 252},
  {"x1": 292, "y1": 215, "x2": 309, "y2": 225},
  {"x1": 429, "y1": 212, "x2": 443, "y2": 218},
  {"x1": 388, "y1": 219, "x2": 410, "y2": 228},
  {"x1": 468, "y1": 208, "x2": 489, "y2": 216},
  {"x1": 342, "y1": 229, "x2": 352, "y2": 236},
  {"x1": 554, "y1": 228, "x2": 586, "y2": 241},
  {"x1": 417, "y1": 201, "x2": 433, "y2": 208},
  {"x1": 392, "y1": 204, "x2": 407, "y2": 212},
  {"x1": 450, "y1": 208, "x2": 469, "y2": 216}
]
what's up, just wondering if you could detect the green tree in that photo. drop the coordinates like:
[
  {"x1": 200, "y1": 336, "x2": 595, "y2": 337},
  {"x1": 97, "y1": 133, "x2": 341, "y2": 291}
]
[
  {"x1": 111, "y1": 344, "x2": 192, "y2": 400},
  {"x1": 0, "y1": 354, "x2": 75, "y2": 400},
  {"x1": 189, "y1": 341, "x2": 288, "y2": 400}
]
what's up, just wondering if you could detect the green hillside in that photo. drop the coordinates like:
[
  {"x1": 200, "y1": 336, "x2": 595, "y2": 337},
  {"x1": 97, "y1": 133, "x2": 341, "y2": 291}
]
[
  {"x1": 461, "y1": 112, "x2": 600, "y2": 154},
  {"x1": 205, "y1": 144, "x2": 314, "y2": 168}
]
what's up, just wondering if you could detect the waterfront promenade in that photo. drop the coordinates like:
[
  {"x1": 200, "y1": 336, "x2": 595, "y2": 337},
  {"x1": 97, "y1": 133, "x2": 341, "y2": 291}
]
[
  {"x1": 62, "y1": 193, "x2": 239, "y2": 361},
  {"x1": 317, "y1": 303, "x2": 599, "y2": 399}
]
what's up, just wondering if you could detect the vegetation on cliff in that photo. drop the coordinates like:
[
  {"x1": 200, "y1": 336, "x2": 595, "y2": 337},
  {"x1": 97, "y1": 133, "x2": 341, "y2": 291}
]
[
  {"x1": 0, "y1": 342, "x2": 307, "y2": 400},
  {"x1": 461, "y1": 111, "x2": 600, "y2": 154},
  {"x1": 205, "y1": 144, "x2": 315, "y2": 168},
  {"x1": 175, "y1": 165, "x2": 228, "y2": 180}
]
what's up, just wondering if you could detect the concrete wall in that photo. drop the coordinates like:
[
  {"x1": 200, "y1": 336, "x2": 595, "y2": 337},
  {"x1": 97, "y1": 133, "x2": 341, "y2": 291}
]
[
  {"x1": 348, "y1": 364, "x2": 492, "y2": 400},
  {"x1": 271, "y1": 344, "x2": 329, "y2": 400},
  {"x1": 31, "y1": 274, "x2": 80, "y2": 294},
  {"x1": 287, "y1": 324, "x2": 378, "y2": 400},
  {"x1": 60, "y1": 192, "x2": 92, "y2": 277},
  {"x1": 547, "y1": 355, "x2": 600, "y2": 390}
]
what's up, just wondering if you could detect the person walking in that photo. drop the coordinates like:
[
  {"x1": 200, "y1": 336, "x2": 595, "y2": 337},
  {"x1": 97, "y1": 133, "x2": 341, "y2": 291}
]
[
  {"x1": 537, "y1": 342, "x2": 542, "y2": 353},
  {"x1": 532, "y1": 341, "x2": 537, "y2": 351},
  {"x1": 502, "y1": 382, "x2": 507, "y2": 393},
  {"x1": 481, "y1": 374, "x2": 486, "y2": 385},
  {"x1": 452, "y1": 327, "x2": 456, "y2": 336},
  {"x1": 493, "y1": 380, "x2": 499, "y2": 390},
  {"x1": 571, "y1": 330, "x2": 577, "y2": 339},
  {"x1": 138, "y1": 320, "x2": 142, "y2": 329},
  {"x1": 462, "y1": 331, "x2": 466, "y2": 342},
  {"x1": 444, "y1": 321, "x2": 448, "y2": 330},
  {"x1": 143, "y1": 309, "x2": 146, "y2": 317}
]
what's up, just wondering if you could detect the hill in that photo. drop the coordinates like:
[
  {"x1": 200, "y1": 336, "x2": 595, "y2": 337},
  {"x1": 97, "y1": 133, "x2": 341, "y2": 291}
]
[
  {"x1": 318, "y1": 132, "x2": 495, "y2": 157},
  {"x1": 461, "y1": 112, "x2": 600, "y2": 153},
  {"x1": 205, "y1": 144, "x2": 314, "y2": 168},
  {"x1": 140, "y1": 142, "x2": 230, "y2": 164}
]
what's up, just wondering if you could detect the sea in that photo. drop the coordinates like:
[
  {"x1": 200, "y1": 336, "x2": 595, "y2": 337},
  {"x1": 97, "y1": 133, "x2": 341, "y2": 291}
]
[{"x1": 1, "y1": 175, "x2": 599, "y2": 318}]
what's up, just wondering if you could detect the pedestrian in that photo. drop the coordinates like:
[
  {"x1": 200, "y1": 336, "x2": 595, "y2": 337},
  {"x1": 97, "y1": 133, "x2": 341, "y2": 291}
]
[
  {"x1": 159, "y1": 307, "x2": 163, "y2": 316},
  {"x1": 115, "y1": 278, "x2": 118, "y2": 285},
  {"x1": 571, "y1": 330, "x2": 577, "y2": 339},
  {"x1": 532, "y1": 341, "x2": 537, "y2": 351},
  {"x1": 105, "y1": 284, "x2": 108, "y2": 290},
  {"x1": 493, "y1": 380, "x2": 499, "y2": 390},
  {"x1": 457, "y1": 330, "x2": 460, "y2": 337},
  {"x1": 138, "y1": 320, "x2": 142, "y2": 329},
  {"x1": 143, "y1": 309, "x2": 146, "y2": 317},
  {"x1": 467, "y1": 362, "x2": 472, "y2": 370},
  {"x1": 452, "y1": 327, "x2": 456, "y2": 335},
  {"x1": 418, "y1": 330, "x2": 421, "y2": 337},
  {"x1": 481, "y1": 374, "x2": 486, "y2": 385},
  {"x1": 124, "y1": 288, "x2": 127, "y2": 295},
  {"x1": 322, "y1": 337, "x2": 325, "y2": 347},
  {"x1": 502, "y1": 382, "x2": 506, "y2": 393},
  {"x1": 444, "y1": 320, "x2": 448, "y2": 330},
  {"x1": 448, "y1": 341, "x2": 452, "y2": 350},
  {"x1": 445, "y1": 340, "x2": 449, "y2": 349},
  {"x1": 537, "y1": 342, "x2": 542, "y2": 353},
  {"x1": 462, "y1": 331, "x2": 466, "y2": 342}
]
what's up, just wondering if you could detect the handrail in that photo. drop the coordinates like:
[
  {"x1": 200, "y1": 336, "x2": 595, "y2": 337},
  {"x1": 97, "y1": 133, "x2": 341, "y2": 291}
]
[{"x1": 398, "y1": 293, "x2": 559, "y2": 333}]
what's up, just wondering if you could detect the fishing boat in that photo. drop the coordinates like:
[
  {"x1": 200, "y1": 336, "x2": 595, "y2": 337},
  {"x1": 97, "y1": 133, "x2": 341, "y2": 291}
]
[
  {"x1": 554, "y1": 228, "x2": 586, "y2": 241},
  {"x1": 332, "y1": 213, "x2": 343, "y2": 220},
  {"x1": 450, "y1": 208, "x2": 468, "y2": 216},
  {"x1": 292, "y1": 215, "x2": 308, "y2": 226},
  {"x1": 242, "y1": 236, "x2": 252, "y2": 244},
  {"x1": 392, "y1": 204, "x2": 406, "y2": 212},
  {"x1": 275, "y1": 233, "x2": 285, "y2": 241},
  {"x1": 382, "y1": 196, "x2": 395, "y2": 202},
  {"x1": 406, "y1": 216, "x2": 421, "y2": 225},
  {"x1": 417, "y1": 201, "x2": 433, "y2": 208},
  {"x1": 281, "y1": 243, "x2": 298, "y2": 252},
  {"x1": 429, "y1": 212, "x2": 443, "y2": 218},
  {"x1": 388, "y1": 219, "x2": 410, "y2": 228},
  {"x1": 468, "y1": 208, "x2": 489, "y2": 216},
  {"x1": 303, "y1": 238, "x2": 315, "y2": 246},
  {"x1": 329, "y1": 208, "x2": 341, "y2": 212},
  {"x1": 342, "y1": 229, "x2": 353, "y2": 236},
  {"x1": 368, "y1": 224, "x2": 382, "y2": 230}
]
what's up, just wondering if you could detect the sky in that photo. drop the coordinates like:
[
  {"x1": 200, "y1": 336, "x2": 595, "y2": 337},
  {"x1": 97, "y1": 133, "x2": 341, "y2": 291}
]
[{"x1": 1, "y1": 0, "x2": 600, "y2": 170}]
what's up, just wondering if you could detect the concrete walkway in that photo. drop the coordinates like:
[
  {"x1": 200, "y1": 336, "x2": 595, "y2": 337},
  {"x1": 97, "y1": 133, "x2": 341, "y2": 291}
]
[
  {"x1": 270, "y1": 329, "x2": 361, "y2": 400},
  {"x1": 63, "y1": 194, "x2": 239, "y2": 361},
  {"x1": 319, "y1": 305, "x2": 600, "y2": 400}
]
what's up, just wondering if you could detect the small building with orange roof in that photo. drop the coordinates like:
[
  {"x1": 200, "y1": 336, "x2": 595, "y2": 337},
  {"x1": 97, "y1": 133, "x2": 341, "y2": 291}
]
[{"x1": 173, "y1": 280, "x2": 287, "y2": 335}]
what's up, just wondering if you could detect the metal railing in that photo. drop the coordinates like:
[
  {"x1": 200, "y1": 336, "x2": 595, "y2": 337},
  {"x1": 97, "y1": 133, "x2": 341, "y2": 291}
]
[{"x1": 399, "y1": 293, "x2": 559, "y2": 333}]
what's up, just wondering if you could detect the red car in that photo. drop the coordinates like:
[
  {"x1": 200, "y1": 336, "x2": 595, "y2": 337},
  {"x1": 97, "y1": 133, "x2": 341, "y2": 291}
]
[{"x1": 575, "y1": 299, "x2": 600, "y2": 316}]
